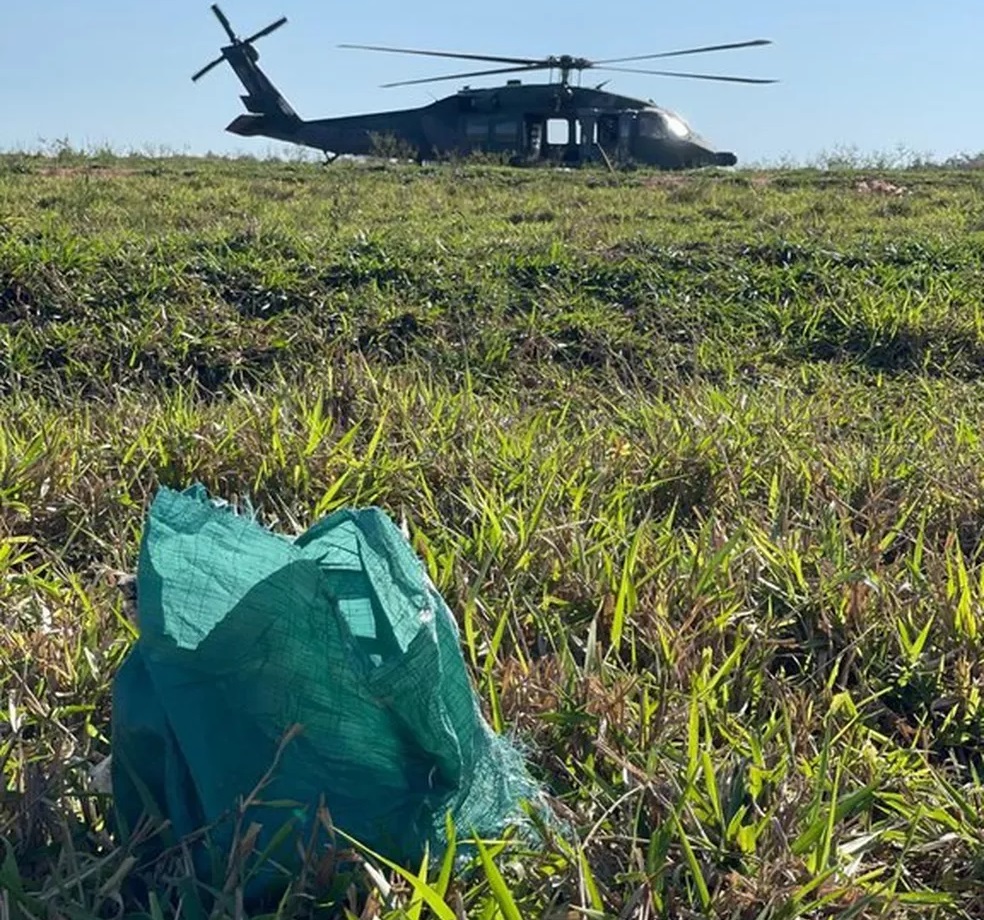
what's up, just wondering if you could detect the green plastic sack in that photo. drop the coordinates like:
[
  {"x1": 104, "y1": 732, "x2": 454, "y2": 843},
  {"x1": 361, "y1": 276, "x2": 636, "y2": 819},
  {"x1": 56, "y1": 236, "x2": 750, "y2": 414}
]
[{"x1": 111, "y1": 485, "x2": 543, "y2": 895}]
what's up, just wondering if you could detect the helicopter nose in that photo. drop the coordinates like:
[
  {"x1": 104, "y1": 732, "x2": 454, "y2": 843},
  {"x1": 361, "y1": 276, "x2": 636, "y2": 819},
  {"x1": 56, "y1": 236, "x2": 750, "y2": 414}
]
[{"x1": 714, "y1": 151, "x2": 738, "y2": 167}]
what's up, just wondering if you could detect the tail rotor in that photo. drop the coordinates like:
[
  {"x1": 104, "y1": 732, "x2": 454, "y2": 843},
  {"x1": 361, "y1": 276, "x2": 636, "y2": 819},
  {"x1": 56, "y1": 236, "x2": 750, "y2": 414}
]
[
  {"x1": 192, "y1": 4, "x2": 288, "y2": 82},
  {"x1": 211, "y1": 4, "x2": 237, "y2": 43}
]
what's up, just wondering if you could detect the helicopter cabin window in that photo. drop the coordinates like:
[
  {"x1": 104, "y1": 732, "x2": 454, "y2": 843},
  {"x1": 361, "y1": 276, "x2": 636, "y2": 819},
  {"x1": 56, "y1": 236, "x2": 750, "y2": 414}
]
[
  {"x1": 493, "y1": 121, "x2": 518, "y2": 142},
  {"x1": 464, "y1": 117, "x2": 488, "y2": 140},
  {"x1": 546, "y1": 119, "x2": 569, "y2": 146}
]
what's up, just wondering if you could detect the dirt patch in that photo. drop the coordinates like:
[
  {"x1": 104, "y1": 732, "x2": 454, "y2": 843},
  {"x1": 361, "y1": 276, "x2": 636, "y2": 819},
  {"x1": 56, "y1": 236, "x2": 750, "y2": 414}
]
[{"x1": 855, "y1": 177, "x2": 908, "y2": 196}]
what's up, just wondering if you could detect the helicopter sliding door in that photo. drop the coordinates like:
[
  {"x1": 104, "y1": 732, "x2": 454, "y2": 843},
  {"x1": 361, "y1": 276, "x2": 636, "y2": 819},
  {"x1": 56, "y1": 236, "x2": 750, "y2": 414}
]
[
  {"x1": 518, "y1": 111, "x2": 636, "y2": 165},
  {"x1": 573, "y1": 112, "x2": 634, "y2": 165},
  {"x1": 536, "y1": 117, "x2": 583, "y2": 163},
  {"x1": 522, "y1": 117, "x2": 576, "y2": 161}
]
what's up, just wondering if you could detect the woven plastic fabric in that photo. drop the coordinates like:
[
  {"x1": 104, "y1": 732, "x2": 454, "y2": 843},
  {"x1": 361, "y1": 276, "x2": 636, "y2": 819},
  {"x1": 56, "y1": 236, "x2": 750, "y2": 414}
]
[{"x1": 111, "y1": 485, "x2": 541, "y2": 894}]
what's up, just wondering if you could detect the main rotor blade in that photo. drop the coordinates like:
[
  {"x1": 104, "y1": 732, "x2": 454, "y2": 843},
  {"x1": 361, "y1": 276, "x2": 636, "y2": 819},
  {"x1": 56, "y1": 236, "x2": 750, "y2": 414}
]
[
  {"x1": 599, "y1": 65, "x2": 777, "y2": 84},
  {"x1": 211, "y1": 4, "x2": 237, "y2": 43},
  {"x1": 244, "y1": 16, "x2": 287, "y2": 45},
  {"x1": 339, "y1": 43, "x2": 540, "y2": 67},
  {"x1": 382, "y1": 63, "x2": 547, "y2": 88},
  {"x1": 192, "y1": 56, "x2": 225, "y2": 82},
  {"x1": 597, "y1": 38, "x2": 771, "y2": 65}
]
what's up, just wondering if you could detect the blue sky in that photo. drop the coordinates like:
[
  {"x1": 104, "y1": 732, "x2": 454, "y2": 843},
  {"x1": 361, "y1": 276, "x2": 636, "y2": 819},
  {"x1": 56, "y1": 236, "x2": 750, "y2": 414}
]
[{"x1": 4, "y1": 0, "x2": 981, "y2": 165}]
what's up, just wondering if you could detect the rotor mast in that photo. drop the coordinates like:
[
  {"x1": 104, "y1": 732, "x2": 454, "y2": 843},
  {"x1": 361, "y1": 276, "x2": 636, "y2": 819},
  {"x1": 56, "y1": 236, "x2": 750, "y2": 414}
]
[{"x1": 553, "y1": 55, "x2": 590, "y2": 86}]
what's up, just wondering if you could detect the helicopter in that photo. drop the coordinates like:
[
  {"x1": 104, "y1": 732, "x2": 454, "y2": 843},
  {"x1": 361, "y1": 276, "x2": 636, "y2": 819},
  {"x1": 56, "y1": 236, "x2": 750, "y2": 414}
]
[{"x1": 192, "y1": 4, "x2": 776, "y2": 169}]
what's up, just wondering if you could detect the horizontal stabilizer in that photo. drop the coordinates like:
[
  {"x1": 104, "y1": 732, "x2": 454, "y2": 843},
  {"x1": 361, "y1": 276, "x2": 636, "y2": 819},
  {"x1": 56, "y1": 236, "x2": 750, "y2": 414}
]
[{"x1": 226, "y1": 114, "x2": 271, "y2": 136}]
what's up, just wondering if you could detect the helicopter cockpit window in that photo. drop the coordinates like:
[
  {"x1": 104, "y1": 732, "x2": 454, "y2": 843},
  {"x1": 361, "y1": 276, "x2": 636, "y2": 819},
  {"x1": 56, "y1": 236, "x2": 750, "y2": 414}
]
[
  {"x1": 637, "y1": 114, "x2": 664, "y2": 138},
  {"x1": 639, "y1": 112, "x2": 690, "y2": 140}
]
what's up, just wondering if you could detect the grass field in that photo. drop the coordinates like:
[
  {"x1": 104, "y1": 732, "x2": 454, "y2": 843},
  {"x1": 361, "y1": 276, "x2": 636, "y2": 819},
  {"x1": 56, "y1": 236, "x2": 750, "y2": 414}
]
[{"x1": 3, "y1": 151, "x2": 984, "y2": 918}]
